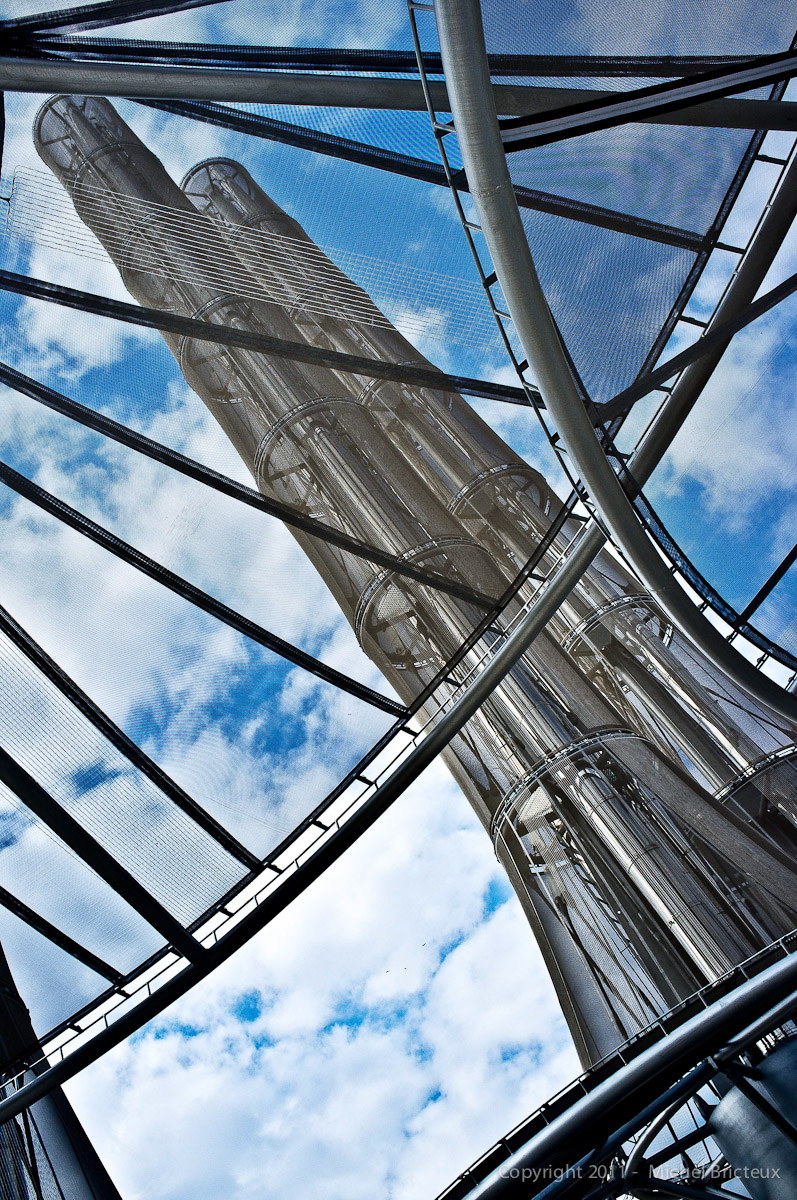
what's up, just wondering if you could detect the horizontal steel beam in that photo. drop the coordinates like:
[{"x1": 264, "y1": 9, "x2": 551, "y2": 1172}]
[
  {"x1": 0, "y1": 269, "x2": 533, "y2": 409},
  {"x1": 0, "y1": 521, "x2": 603, "y2": 1121},
  {"x1": 0, "y1": 745, "x2": 204, "y2": 963},
  {"x1": 0, "y1": 361, "x2": 501, "y2": 612},
  {"x1": 2, "y1": 56, "x2": 796, "y2": 131},
  {"x1": 1, "y1": 40, "x2": 762, "y2": 78},
  {"x1": 0, "y1": 883, "x2": 123, "y2": 984},
  {"x1": 500, "y1": 49, "x2": 797, "y2": 149},
  {"x1": 140, "y1": 100, "x2": 704, "y2": 251},
  {"x1": 0, "y1": 458, "x2": 407, "y2": 717},
  {"x1": 0, "y1": 593, "x2": 259, "y2": 870}
]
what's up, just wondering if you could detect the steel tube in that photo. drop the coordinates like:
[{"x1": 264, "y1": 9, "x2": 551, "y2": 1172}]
[
  {"x1": 450, "y1": 953, "x2": 797, "y2": 1200},
  {"x1": 435, "y1": 0, "x2": 797, "y2": 725},
  {"x1": 2, "y1": 57, "x2": 796, "y2": 130}
]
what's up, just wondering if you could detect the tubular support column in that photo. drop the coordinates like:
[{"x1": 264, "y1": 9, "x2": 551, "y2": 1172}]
[{"x1": 434, "y1": 0, "x2": 797, "y2": 726}]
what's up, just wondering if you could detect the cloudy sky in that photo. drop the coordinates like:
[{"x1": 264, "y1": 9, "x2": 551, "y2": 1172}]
[{"x1": 0, "y1": 0, "x2": 796, "y2": 1197}]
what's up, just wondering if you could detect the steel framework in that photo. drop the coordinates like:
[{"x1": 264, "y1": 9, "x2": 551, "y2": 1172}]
[{"x1": 0, "y1": 1, "x2": 795, "y2": 1197}]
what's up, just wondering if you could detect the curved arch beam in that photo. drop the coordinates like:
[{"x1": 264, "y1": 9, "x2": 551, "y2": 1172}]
[{"x1": 435, "y1": 0, "x2": 797, "y2": 725}]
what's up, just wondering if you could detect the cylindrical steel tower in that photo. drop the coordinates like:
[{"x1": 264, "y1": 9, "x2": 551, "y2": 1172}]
[{"x1": 34, "y1": 94, "x2": 797, "y2": 1065}]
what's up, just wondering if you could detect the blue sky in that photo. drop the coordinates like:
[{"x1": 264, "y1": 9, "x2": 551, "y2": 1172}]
[{"x1": 0, "y1": 0, "x2": 796, "y2": 1196}]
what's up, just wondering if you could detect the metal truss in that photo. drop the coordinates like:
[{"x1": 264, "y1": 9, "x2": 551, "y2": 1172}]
[
  {"x1": 411, "y1": 2, "x2": 797, "y2": 681},
  {"x1": 0, "y1": 0, "x2": 796, "y2": 1161},
  {"x1": 596, "y1": 267, "x2": 797, "y2": 425}
]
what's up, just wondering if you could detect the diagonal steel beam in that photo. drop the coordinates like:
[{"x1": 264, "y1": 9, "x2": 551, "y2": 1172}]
[
  {"x1": 738, "y1": 542, "x2": 797, "y2": 625},
  {"x1": 0, "y1": 269, "x2": 533, "y2": 409},
  {"x1": 0, "y1": 745, "x2": 204, "y2": 963},
  {"x1": 0, "y1": 884, "x2": 123, "y2": 984},
  {"x1": 0, "y1": 459, "x2": 407, "y2": 717},
  {"x1": 595, "y1": 266, "x2": 797, "y2": 423},
  {"x1": 0, "y1": 361, "x2": 501, "y2": 610},
  {"x1": 500, "y1": 49, "x2": 797, "y2": 149}
]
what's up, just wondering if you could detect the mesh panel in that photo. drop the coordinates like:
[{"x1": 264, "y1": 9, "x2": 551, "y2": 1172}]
[
  {"x1": 0, "y1": 628, "x2": 245, "y2": 925},
  {"x1": 518, "y1": 206, "x2": 695, "y2": 401},
  {"x1": 480, "y1": 0, "x2": 796, "y2": 55},
  {"x1": 507, "y1": 121, "x2": 759, "y2": 236},
  {"x1": 0, "y1": 1107, "x2": 68, "y2": 1200},
  {"x1": 0, "y1": 775, "x2": 165, "y2": 966}
]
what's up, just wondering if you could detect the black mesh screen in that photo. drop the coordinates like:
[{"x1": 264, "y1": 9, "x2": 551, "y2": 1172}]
[{"x1": 480, "y1": 0, "x2": 796, "y2": 55}]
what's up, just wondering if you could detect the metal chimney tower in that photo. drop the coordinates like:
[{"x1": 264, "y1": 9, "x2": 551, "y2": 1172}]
[{"x1": 33, "y1": 94, "x2": 797, "y2": 1067}]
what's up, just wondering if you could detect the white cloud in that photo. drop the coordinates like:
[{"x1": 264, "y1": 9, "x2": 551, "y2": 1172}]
[
  {"x1": 64, "y1": 764, "x2": 578, "y2": 1200},
  {"x1": 649, "y1": 303, "x2": 797, "y2": 552}
]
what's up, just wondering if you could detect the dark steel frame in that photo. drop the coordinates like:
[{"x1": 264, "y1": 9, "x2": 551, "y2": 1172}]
[{"x1": 0, "y1": 493, "x2": 596, "y2": 1122}]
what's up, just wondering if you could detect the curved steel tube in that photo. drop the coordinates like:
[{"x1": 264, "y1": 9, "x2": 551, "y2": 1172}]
[
  {"x1": 446, "y1": 951, "x2": 797, "y2": 1200},
  {"x1": 434, "y1": 0, "x2": 797, "y2": 725}
]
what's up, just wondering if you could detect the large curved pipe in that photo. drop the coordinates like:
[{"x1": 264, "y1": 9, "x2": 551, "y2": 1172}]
[
  {"x1": 439, "y1": 952, "x2": 797, "y2": 1200},
  {"x1": 434, "y1": 0, "x2": 797, "y2": 725}
]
